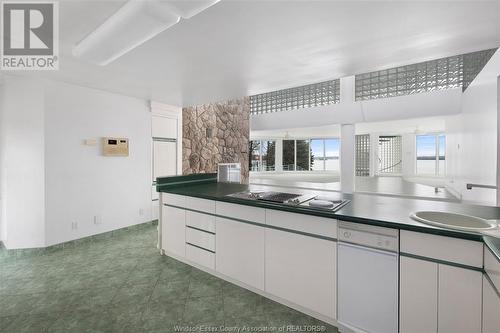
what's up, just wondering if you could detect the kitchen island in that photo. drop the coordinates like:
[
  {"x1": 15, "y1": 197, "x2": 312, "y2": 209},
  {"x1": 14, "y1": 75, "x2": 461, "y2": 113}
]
[{"x1": 156, "y1": 174, "x2": 500, "y2": 333}]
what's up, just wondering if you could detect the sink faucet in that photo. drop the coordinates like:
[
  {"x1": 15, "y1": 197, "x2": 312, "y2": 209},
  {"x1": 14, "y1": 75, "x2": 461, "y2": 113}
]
[{"x1": 466, "y1": 183, "x2": 497, "y2": 190}]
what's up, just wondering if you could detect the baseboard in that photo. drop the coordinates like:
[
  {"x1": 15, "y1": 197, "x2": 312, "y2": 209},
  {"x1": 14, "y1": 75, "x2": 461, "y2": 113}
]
[{"x1": 0, "y1": 220, "x2": 158, "y2": 258}]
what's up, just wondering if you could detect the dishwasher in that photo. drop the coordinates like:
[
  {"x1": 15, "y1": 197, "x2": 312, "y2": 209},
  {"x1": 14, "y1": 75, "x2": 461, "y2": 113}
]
[{"x1": 337, "y1": 221, "x2": 399, "y2": 333}]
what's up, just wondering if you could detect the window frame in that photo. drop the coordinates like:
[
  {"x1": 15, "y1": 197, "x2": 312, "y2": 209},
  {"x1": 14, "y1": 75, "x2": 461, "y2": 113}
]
[{"x1": 415, "y1": 133, "x2": 446, "y2": 177}]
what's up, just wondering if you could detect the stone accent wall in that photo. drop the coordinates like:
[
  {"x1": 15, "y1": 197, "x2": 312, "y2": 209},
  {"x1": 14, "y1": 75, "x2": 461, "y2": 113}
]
[{"x1": 182, "y1": 97, "x2": 250, "y2": 183}]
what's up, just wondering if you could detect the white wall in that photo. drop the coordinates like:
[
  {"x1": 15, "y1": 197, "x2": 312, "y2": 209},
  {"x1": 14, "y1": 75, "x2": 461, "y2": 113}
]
[
  {"x1": 251, "y1": 88, "x2": 462, "y2": 131},
  {"x1": 0, "y1": 80, "x2": 4, "y2": 243},
  {"x1": 445, "y1": 50, "x2": 500, "y2": 206},
  {"x1": 0, "y1": 76, "x2": 46, "y2": 249},
  {"x1": 0, "y1": 76, "x2": 153, "y2": 249},
  {"x1": 44, "y1": 81, "x2": 152, "y2": 246}
]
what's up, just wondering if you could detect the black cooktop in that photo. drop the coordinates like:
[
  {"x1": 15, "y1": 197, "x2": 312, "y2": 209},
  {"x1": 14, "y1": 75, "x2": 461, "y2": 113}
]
[{"x1": 256, "y1": 191, "x2": 302, "y2": 203}]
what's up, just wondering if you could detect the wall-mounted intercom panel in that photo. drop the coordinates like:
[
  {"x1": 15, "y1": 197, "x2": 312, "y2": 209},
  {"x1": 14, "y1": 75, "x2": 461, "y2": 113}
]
[{"x1": 103, "y1": 137, "x2": 129, "y2": 156}]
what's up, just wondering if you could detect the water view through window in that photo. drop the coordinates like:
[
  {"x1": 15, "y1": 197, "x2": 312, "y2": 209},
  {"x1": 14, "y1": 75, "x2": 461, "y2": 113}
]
[{"x1": 416, "y1": 134, "x2": 446, "y2": 175}]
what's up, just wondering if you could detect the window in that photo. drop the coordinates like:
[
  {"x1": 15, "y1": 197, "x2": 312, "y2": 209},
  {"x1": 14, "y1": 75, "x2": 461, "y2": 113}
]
[
  {"x1": 438, "y1": 135, "x2": 446, "y2": 176},
  {"x1": 262, "y1": 141, "x2": 276, "y2": 171},
  {"x1": 296, "y1": 140, "x2": 310, "y2": 171},
  {"x1": 309, "y1": 138, "x2": 340, "y2": 171},
  {"x1": 311, "y1": 139, "x2": 325, "y2": 170},
  {"x1": 416, "y1": 134, "x2": 446, "y2": 176},
  {"x1": 378, "y1": 136, "x2": 402, "y2": 174},
  {"x1": 355, "y1": 48, "x2": 497, "y2": 101},
  {"x1": 249, "y1": 140, "x2": 276, "y2": 171},
  {"x1": 249, "y1": 140, "x2": 261, "y2": 171},
  {"x1": 282, "y1": 140, "x2": 295, "y2": 171},
  {"x1": 250, "y1": 79, "x2": 340, "y2": 115},
  {"x1": 324, "y1": 139, "x2": 340, "y2": 171}
]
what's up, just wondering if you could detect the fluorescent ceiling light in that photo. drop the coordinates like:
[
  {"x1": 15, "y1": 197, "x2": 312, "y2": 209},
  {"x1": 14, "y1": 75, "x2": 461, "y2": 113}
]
[
  {"x1": 73, "y1": 0, "x2": 220, "y2": 66},
  {"x1": 161, "y1": 0, "x2": 221, "y2": 19}
]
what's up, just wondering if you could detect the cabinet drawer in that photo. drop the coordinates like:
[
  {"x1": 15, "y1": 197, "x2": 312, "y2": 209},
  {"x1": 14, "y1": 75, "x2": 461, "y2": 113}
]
[
  {"x1": 186, "y1": 197, "x2": 215, "y2": 214},
  {"x1": 266, "y1": 209, "x2": 337, "y2": 238},
  {"x1": 163, "y1": 193, "x2": 186, "y2": 208},
  {"x1": 186, "y1": 227, "x2": 215, "y2": 252},
  {"x1": 186, "y1": 244, "x2": 215, "y2": 270},
  {"x1": 186, "y1": 211, "x2": 216, "y2": 233},
  {"x1": 484, "y1": 246, "x2": 500, "y2": 292},
  {"x1": 400, "y1": 230, "x2": 483, "y2": 268},
  {"x1": 216, "y1": 201, "x2": 265, "y2": 224}
]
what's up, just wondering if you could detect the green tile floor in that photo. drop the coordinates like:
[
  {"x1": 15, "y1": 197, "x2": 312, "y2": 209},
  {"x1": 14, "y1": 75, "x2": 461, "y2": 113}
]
[{"x1": 0, "y1": 223, "x2": 339, "y2": 333}]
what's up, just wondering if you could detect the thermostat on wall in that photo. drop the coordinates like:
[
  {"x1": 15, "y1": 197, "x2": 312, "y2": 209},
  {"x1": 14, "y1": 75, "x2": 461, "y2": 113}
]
[{"x1": 103, "y1": 137, "x2": 129, "y2": 156}]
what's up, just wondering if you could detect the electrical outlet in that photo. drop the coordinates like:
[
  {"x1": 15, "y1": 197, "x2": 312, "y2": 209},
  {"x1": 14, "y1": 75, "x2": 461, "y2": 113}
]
[
  {"x1": 139, "y1": 208, "x2": 145, "y2": 216},
  {"x1": 71, "y1": 221, "x2": 78, "y2": 230},
  {"x1": 93, "y1": 215, "x2": 102, "y2": 225}
]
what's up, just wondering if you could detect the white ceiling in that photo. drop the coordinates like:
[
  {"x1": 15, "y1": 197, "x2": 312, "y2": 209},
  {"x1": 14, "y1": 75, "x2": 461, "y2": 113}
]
[{"x1": 13, "y1": 0, "x2": 500, "y2": 107}]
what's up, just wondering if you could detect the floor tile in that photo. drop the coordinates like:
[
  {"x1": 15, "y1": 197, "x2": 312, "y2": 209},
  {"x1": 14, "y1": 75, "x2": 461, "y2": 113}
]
[
  {"x1": 0, "y1": 315, "x2": 17, "y2": 332},
  {"x1": 2, "y1": 313, "x2": 58, "y2": 333},
  {"x1": 222, "y1": 283, "x2": 265, "y2": 319},
  {"x1": 139, "y1": 299, "x2": 185, "y2": 331},
  {"x1": 0, "y1": 222, "x2": 337, "y2": 332},
  {"x1": 112, "y1": 282, "x2": 155, "y2": 306},
  {"x1": 47, "y1": 309, "x2": 110, "y2": 333},
  {"x1": 151, "y1": 279, "x2": 190, "y2": 301},
  {"x1": 182, "y1": 295, "x2": 224, "y2": 324},
  {"x1": 188, "y1": 276, "x2": 224, "y2": 298}
]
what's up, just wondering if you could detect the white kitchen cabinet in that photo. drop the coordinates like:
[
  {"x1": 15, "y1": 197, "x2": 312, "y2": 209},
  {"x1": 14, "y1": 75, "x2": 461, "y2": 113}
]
[
  {"x1": 399, "y1": 256, "x2": 482, "y2": 333},
  {"x1": 152, "y1": 115, "x2": 177, "y2": 139},
  {"x1": 438, "y1": 264, "x2": 482, "y2": 333},
  {"x1": 400, "y1": 256, "x2": 438, "y2": 333},
  {"x1": 215, "y1": 217, "x2": 265, "y2": 290},
  {"x1": 161, "y1": 205, "x2": 186, "y2": 258},
  {"x1": 482, "y1": 275, "x2": 500, "y2": 333},
  {"x1": 153, "y1": 140, "x2": 177, "y2": 179},
  {"x1": 265, "y1": 228, "x2": 336, "y2": 319}
]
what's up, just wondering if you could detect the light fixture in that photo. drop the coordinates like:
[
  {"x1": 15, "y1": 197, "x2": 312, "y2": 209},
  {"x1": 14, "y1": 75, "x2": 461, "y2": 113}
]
[
  {"x1": 161, "y1": 0, "x2": 221, "y2": 19},
  {"x1": 73, "y1": 0, "x2": 221, "y2": 66}
]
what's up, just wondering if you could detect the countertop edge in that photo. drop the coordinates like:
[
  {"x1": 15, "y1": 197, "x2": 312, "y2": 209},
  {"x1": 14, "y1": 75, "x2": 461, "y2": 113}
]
[{"x1": 158, "y1": 187, "x2": 500, "y2": 252}]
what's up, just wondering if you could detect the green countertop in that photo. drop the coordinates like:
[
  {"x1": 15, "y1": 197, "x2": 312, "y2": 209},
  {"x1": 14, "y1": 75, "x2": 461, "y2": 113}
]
[{"x1": 156, "y1": 176, "x2": 500, "y2": 262}]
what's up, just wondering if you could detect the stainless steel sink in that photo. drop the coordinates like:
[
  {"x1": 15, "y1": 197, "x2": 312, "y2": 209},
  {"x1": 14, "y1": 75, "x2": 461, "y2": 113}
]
[{"x1": 410, "y1": 211, "x2": 498, "y2": 232}]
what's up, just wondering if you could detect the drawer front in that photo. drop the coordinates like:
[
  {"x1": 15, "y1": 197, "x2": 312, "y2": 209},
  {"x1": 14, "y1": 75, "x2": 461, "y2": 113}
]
[
  {"x1": 186, "y1": 227, "x2": 215, "y2": 252},
  {"x1": 484, "y1": 246, "x2": 500, "y2": 291},
  {"x1": 400, "y1": 230, "x2": 483, "y2": 268},
  {"x1": 163, "y1": 193, "x2": 186, "y2": 208},
  {"x1": 186, "y1": 211, "x2": 216, "y2": 233},
  {"x1": 186, "y1": 244, "x2": 215, "y2": 270},
  {"x1": 186, "y1": 197, "x2": 215, "y2": 214},
  {"x1": 216, "y1": 201, "x2": 265, "y2": 224},
  {"x1": 266, "y1": 209, "x2": 337, "y2": 239}
]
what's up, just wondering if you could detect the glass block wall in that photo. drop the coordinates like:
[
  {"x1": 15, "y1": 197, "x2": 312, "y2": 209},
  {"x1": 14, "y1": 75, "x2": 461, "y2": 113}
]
[
  {"x1": 355, "y1": 48, "x2": 497, "y2": 101},
  {"x1": 355, "y1": 134, "x2": 370, "y2": 176},
  {"x1": 250, "y1": 79, "x2": 340, "y2": 115}
]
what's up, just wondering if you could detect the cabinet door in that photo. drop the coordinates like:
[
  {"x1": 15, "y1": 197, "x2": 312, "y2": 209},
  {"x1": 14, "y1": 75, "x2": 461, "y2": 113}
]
[
  {"x1": 162, "y1": 206, "x2": 185, "y2": 258},
  {"x1": 438, "y1": 264, "x2": 482, "y2": 333},
  {"x1": 215, "y1": 218, "x2": 265, "y2": 290},
  {"x1": 153, "y1": 141, "x2": 177, "y2": 180},
  {"x1": 399, "y1": 256, "x2": 438, "y2": 333},
  {"x1": 482, "y1": 275, "x2": 500, "y2": 333},
  {"x1": 265, "y1": 228, "x2": 336, "y2": 319}
]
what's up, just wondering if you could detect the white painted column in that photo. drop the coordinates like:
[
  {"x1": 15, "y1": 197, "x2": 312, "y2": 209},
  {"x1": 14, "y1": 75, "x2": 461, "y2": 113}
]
[
  {"x1": 369, "y1": 133, "x2": 379, "y2": 177},
  {"x1": 340, "y1": 76, "x2": 355, "y2": 104},
  {"x1": 497, "y1": 76, "x2": 500, "y2": 206},
  {"x1": 275, "y1": 139, "x2": 283, "y2": 172},
  {"x1": 341, "y1": 124, "x2": 356, "y2": 193}
]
